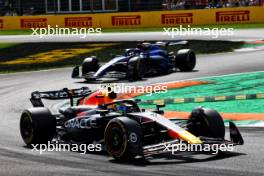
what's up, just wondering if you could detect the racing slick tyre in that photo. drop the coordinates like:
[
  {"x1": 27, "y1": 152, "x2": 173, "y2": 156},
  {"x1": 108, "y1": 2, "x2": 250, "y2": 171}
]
[
  {"x1": 81, "y1": 57, "x2": 99, "y2": 75},
  {"x1": 176, "y1": 49, "x2": 196, "y2": 71},
  {"x1": 187, "y1": 107, "x2": 225, "y2": 139},
  {"x1": 104, "y1": 117, "x2": 143, "y2": 160},
  {"x1": 20, "y1": 108, "x2": 56, "y2": 146},
  {"x1": 127, "y1": 57, "x2": 144, "y2": 81}
]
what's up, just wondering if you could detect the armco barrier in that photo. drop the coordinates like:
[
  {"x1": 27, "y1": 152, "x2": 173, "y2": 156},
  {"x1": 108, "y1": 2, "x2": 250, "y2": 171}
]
[{"x1": 0, "y1": 7, "x2": 263, "y2": 30}]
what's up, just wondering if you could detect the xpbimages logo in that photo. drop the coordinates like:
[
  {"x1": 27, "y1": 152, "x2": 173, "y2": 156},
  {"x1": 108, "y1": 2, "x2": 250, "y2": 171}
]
[
  {"x1": 163, "y1": 141, "x2": 234, "y2": 155},
  {"x1": 98, "y1": 83, "x2": 168, "y2": 96},
  {"x1": 31, "y1": 141, "x2": 102, "y2": 154},
  {"x1": 31, "y1": 25, "x2": 102, "y2": 38},
  {"x1": 163, "y1": 25, "x2": 234, "y2": 39}
]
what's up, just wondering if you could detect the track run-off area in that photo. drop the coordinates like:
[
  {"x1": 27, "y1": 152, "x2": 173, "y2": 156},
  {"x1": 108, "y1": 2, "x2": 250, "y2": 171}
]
[{"x1": 0, "y1": 48, "x2": 264, "y2": 175}]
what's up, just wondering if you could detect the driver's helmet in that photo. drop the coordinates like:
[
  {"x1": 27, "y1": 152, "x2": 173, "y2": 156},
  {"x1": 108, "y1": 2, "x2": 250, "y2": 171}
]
[
  {"x1": 113, "y1": 102, "x2": 132, "y2": 114},
  {"x1": 137, "y1": 42, "x2": 150, "y2": 51},
  {"x1": 137, "y1": 43, "x2": 144, "y2": 50},
  {"x1": 115, "y1": 103, "x2": 127, "y2": 114}
]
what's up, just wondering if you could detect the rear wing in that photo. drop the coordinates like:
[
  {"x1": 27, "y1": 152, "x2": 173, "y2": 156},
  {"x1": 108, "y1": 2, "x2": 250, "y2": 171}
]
[{"x1": 30, "y1": 87, "x2": 92, "y2": 107}]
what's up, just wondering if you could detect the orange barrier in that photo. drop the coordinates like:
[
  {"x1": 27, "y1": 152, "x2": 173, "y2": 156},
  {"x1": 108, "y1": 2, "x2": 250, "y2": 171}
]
[{"x1": 0, "y1": 7, "x2": 263, "y2": 30}]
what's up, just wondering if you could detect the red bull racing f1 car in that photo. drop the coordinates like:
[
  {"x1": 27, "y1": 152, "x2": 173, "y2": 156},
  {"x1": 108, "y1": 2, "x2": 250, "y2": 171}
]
[{"x1": 20, "y1": 87, "x2": 244, "y2": 160}]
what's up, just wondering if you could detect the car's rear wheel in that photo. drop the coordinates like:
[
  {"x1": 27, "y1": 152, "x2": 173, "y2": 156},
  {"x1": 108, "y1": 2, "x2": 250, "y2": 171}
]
[
  {"x1": 104, "y1": 117, "x2": 142, "y2": 160},
  {"x1": 176, "y1": 49, "x2": 196, "y2": 71},
  {"x1": 20, "y1": 108, "x2": 56, "y2": 146},
  {"x1": 187, "y1": 107, "x2": 225, "y2": 139},
  {"x1": 82, "y1": 57, "x2": 99, "y2": 75}
]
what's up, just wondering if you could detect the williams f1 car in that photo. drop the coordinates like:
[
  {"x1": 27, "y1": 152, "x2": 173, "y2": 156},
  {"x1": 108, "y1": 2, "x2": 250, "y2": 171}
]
[
  {"x1": 72, "y1": 41, "x2": 196, "y2": 81},
  {"x1": 20, "y1": 87, "x2": 243, "y2": 160}
]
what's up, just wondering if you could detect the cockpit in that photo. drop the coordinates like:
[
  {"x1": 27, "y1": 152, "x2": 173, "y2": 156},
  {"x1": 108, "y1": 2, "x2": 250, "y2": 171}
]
[{"x1": 101, "y1": 100, "x2": 141, "y2": 115}]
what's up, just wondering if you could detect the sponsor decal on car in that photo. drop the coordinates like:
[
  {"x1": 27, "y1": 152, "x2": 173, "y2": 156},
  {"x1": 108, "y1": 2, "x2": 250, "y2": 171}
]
[
  {"x1": 20, "y1": 18, "x2": 47, "y2": 28},
  {"x1": 65, "y1": 17, "x2": 92, "y2": 28},
  {"x1": 0, "y1": 19, "x2": 3, "y2": 29},
  {"x1": 112, "y1": 15, "x2": 141, "y2": 26},
  {"x1": 216, "y1": 10, "x2": 250, "y2": 23},
  {"x1": 64, "y1": 119, "x2": 88, "y2": 129},
  {"x1": 161, "y1": 13, "x2": 193, "y2": 25}
]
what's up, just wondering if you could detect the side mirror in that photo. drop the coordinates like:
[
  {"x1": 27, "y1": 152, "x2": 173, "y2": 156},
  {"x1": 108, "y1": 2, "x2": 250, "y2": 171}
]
[
  {"x1": 154, "y1": 104, "x2": 165, "y2": 115},
  {"x1": 156, "y1": 104, "x2": 165, "y2": 111}
]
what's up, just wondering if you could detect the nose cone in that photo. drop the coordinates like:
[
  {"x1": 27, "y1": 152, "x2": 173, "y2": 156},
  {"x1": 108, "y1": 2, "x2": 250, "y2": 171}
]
[{"x1": 94, "y1": 56, "x2": 127, "y2": 77}]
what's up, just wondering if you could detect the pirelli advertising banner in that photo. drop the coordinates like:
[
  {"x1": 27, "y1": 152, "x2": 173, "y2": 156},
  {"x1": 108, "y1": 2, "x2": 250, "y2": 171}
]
[{"x1": 0, "y1": 7, "x2": 263, "y2": 30}]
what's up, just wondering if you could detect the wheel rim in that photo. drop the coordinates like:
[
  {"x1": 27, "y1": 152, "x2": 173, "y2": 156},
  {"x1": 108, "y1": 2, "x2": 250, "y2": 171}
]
[
  {"x1": 105, "y1": 123, "x2": 127, "y2": 157},
  {"x1": 109, "y1": 127, "x2": 123, "y2": 150}
]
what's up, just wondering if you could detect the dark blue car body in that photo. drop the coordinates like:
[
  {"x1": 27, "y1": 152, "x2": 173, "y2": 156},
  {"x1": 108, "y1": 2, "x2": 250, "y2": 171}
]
[{"x1": 72, "y1": 41, "x2": 196, "y2": 81}]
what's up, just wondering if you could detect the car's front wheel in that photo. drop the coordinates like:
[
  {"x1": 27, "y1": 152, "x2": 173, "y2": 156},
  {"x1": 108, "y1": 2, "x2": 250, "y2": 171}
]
[
  {"x1": 82, "y1": 57, "x2": 99, "y2": 75},
  {"x1": 187, "y1": 107, "x2": 225, "y2": 139},
  {"x1": 104, "y1": 117, "x2": 142, "y2": 160}
]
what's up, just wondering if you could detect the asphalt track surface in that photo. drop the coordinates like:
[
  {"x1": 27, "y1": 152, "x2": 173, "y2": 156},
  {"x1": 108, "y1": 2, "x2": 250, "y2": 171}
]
[
  {"x1": 0, "y1": 50, "x2": 264, "y2": 176},
  {"x1": 0, "y1": 29, "x2": 264, "y2": 42}
]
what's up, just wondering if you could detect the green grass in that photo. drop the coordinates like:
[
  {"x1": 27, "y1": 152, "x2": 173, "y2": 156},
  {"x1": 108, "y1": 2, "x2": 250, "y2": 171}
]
[
  {"x1": 140, "y1": 99, "x2": 264, "y2": 113},
  {"x1": 138, "y1": 71, "x2": 264, "y2": 101},
  {"x1": 0, "y1": 40, "x2": 243, "y2": 73},
  {"x1": 0, "y1": 23, "x2": 264, "y2": 35},
  {"x1": 138, "y1": 71, "x2": 264, "y2": 113},
  {"x1": 0, "y1": 29, "x2": 32, "y2": 35},
  {"x1": 0, "y1": 43, "x2": 18, "y2": 49}
]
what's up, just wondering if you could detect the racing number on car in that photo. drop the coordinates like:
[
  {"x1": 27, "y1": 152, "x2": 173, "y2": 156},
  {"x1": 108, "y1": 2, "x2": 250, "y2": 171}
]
[{"x1": 129, "y1": 133, "x2": 138, "y2": 143}]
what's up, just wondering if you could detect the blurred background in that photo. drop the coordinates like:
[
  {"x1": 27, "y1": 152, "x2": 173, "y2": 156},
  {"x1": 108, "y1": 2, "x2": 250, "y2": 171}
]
[{"x1": 0, "y1": 0, "x2": 263, "y2": 16}]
